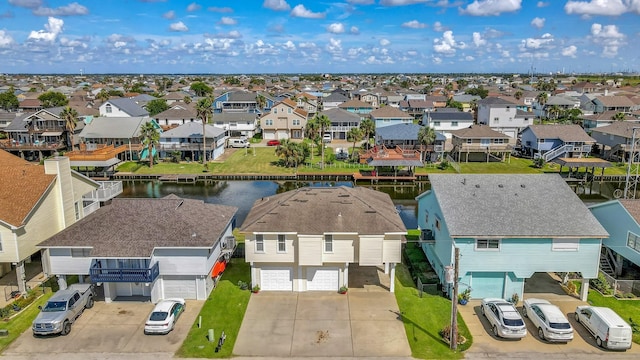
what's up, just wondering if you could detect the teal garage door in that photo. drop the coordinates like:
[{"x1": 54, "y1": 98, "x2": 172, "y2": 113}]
[{"x1": 470, "y1": 272, "x2": 505, "y2": 299}]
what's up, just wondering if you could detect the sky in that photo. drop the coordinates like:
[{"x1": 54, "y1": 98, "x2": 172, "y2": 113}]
[{"x1": 0, "y1": 0, "x2": 638, "y2": 74}]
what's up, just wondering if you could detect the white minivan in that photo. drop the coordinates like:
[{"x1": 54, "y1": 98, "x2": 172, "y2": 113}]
[
  {"x1": 228, "y1": 138, "x2": 249, "y2": 148},
  {"x1": 574, "y1": 306, "x2": 632, "y2": 350}
]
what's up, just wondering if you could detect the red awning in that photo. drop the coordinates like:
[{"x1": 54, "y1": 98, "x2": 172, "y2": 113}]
[{"x1": 212, "y1": 260, "x2": 226, "y2": 278}]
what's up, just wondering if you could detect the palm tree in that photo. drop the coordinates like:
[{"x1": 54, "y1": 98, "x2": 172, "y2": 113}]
[
  {"x1": 359, "y1": 118, "x2": 375, "y2": 149},
  {"x1": 196, "y1": 97, "x2": 213, "y2": 164},
  {"x1": 612, "y1": 112, "x2": 626, "y2": 121},
  {"x1": 536, "y1": 92, "x2": 548, "y2": 106},
  {"x1": 305, "y1": 117, "x2": 320, "y2": 161},
  {"x1": 139, "y1": 121, "x2": 160, "y2": 168},
  {"x1": 97, "y1": 89, "x2": 110, "y2": 104},
  {"x1": 275, "y1": 139, "x2": 305, "y2": 168},
  {"x1": 418, "y1": 125, "x2": 436, "y2": 162},
  {"x1": 256, "y1": 94, "x2": 266, "y2": 114},
  {"x1": 59, "y1": 106, "x2": 79, "y2": 151},
  {"x1": 514, "y1": 90, "x2": 523, "y2": 100},
  {"x1": 183, "y1": 96, "x2": 192, "y2": 104},
  {"x1": 314, "y1": 114, "x2": 331, "y2": 169},
  {"x1": 347, "y1": 127, "x2": 363, "y2": 162},
  {"x1": 566, "y1": 108, "x2": 583, "y2": 124}
]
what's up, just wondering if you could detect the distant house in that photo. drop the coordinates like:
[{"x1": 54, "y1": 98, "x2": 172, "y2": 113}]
[
  {"x1": 322, "y1": 92, "x2": 350, "y2": 110},
  {"x1": 39, "y1": 196, "x2": 238, "y2": 303},
  {"x1": 79, "y1": 116, "x2": 160, "y2": 160},
  {"x1": 321, "y1": 108, "x2": 361, "y2": 141},
  {"x1": 159, "y1": 121, "x2": 226, "y2": 162},
  {"x1": 214, "y1": 91, "x2": 274, "y2": 114},
  {"x1": 477, "y1": 97, "x2": 533, "y2": 139},
  {"x1": 581, "y1": 111, "x2": 640, "y2": 130},
  {"x1": 370, "y1": 106, "x2": 413, "y2": 129},
  {"x1": 259, "y1": 98, "x2": 308, "y2": 140},
  {"x1": 450, "y1": 124, "x2": 513, "y2": 162},
  {"x1": 2, "y1": 108, "x2": 70, "y2": 160},
  {"x1": 416, "y1": 174, "x2": 609, "y2": 301},
  {"x1": 99, "y1": 98, "x2": 149, "y2": 117},
  {"x1": 424, "y1": 109, "x2": 474, "y2": 139},
  {"x1": 590, "y1": 121, "x2": 639, "y2": 161},
  {"x1": 520, "y1": 124, "x2": 595, "y2": 162},
  {"x1": 213, "y1": 112, "x2": 259, "y2": 138},
  {"x1": 294, "y1": 92, "x2": 319, "y2": 118},
  {"x1": 592, "y1": 96, "x2": 634, "y2": 114},
  {"x1": 153, "y1": 102, "x2": 197, "y2": 129},
  {"x1": 240, "y1": 187, "x2": 406, "y2": 292},
  {"x1": 375, "y1": 123, "x2": 445, "y2": 162},
  {"x1": 338, "y1": 99, "x2": 374, "y2": 118}
]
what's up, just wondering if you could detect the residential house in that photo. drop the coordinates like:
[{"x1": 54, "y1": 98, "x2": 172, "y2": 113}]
[
  {"x1": 539, "y1": 96, "x2": 579, "y2": 119},
  {"x1": 451, "y1": 94, "x2": 481, "y2": 113},
  {"x1": 477, "y1": 97, "x2": 533, "y2": 139},
  {"x1": 18, "y1": 99, "x2": 43, "y2": 112},
  {"x1": 99, "y1": 98, "x2": 149, "y2": 117},
  {"x1": 450, "y1": 124, "x2": 513, "y2": 162},
  {"x1": 572, "y1": 81, "x2": 599, "y2": 94},
  {"x1": 322, "y1": 92, "x2": 350, "y2": 110},
  {"x1": 259, "y1": 98, "x2": 308, "y2": 140},
  {"x1": 370, "y1": 106, "x2": 414, "y2": 129},
  {"x1": 416, "y1": 174, "x2": 609, "y2": 301},
  {"x1": 0, "y1": 111, "x2": 16, "y2": 130},
  {"x1": 0, "y1": 151, "x2": 101, "y2": 294},
  {"x1": 589, "y1": 200, "x2": 640, "y2": 278},
  {"x1": 240, "y1": 187, "x2": 406, "y2": 292},
  {"x1": 163, "y1": 91, "x2": 191, "y2": 105},
  {"x1": 321, "y1": 108, "x2": 361, "y2": 141},
  {"x1": 153, "y1": 102, "x2": 197, "y2": 129},
  {"x1": 581, "y1": 111, "x2": 640, "y2": 130},
  {"x1": 214, "y1": 91, "x2": 273, "y2": 114},
  {"x1": 159, "y1": 121, "x2": 226, "y2": 162},
  {"x1": 375, "y1": 123, "x2": 445, "y2": 162},
  {"x1": 399, "y1": 99, "x2": 435, "y2": 119},
  {"x1": 590, "y1": 121, "x2": 639, "y2": 161},
  {"x1": 295, "y1": 92, "x2": 319, "y2": 117},
  {"x1": 520, "y1": 124, "x2": 595, "y2": 162},
  {"x1": 592, "y1": 95, "x2": 634, "y2": 114},
  {"x1": 338, "y1": 99, "x2": 374, "y2": 119},
  {"x1": 213, "y1": 112, "x2": 259, "y2": 138},
  {"x1": 38, "y1": 196, "x2": 238, "y2": 303},
  {"x1": 424, "y1": 109, "x2": 474, "y2": 139},
  {"x1": 79, "y1": 116, "x2": 160, "y2": 161},
  {"x1": 2, "y1": 108, "x2": 70, "y2": 160},
  {"x1": 353, "y1": 91, "x2": 379, "y2": 108}
]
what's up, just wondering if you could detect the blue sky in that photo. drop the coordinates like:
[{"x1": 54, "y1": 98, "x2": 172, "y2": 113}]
[{"x1": 0, "y1": 0, "x2": 638, "y2": 74}]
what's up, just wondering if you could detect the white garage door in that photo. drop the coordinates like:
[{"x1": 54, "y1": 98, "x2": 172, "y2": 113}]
[
  {"x1": 261, "y1": 267, "x2": 293, "y2": 291},
  {"x1": 163, "y1": 276, "x2": 197, "y2": 299},
  {"x1": 307, "y1": 267, "x2": 339, "y2": 291}
]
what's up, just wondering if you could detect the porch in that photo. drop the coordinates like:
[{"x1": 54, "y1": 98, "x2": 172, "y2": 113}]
[{"x1": 89, "y1": 261, "x2": 160, "y2": 283}]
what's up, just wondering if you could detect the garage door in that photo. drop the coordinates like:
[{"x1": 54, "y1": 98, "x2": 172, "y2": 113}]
[
  {"x1": 163, "y1": 276, "x2": 197, "y2": 299},
  {"x1": 471, "y1": 272, "x2": 505, "y2": 299},
  {"x1": 261, "y1": 267, "x2": 293, "y2": 291},
  {"x1": 307, "y1": 267, "x2": 339, "y2": 291}
]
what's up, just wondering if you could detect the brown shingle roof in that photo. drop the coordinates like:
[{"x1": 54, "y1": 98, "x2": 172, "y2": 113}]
[
  {"x1": 526, "y1": 124, "x2": 595, "y2": 143},
  {"x1": 596, "y1": 96, "x2": 635, "y2": 107},
  {"x1": 39, "y1": 196, "x2": 238, "y2": 257},
  {"x1": 0, "y1": 150, "x2": 56, "y2": 227},
  {"x1": 240, "y1": 186, "x2": 406, "y2": 235},
  {"x1": 451, "y1": 124, "x2": 510, "y2": 139},
  {"x1": 619, "y1": 200, "x2": 640, "y2": 224},
  {"x1": 339, "y1": 99, "x2": 372, "y2": 108},
  {"x1": 590, "y1": 121, "x2": 640, "y2": 138},
  {"x1": 370, "y1": 106, "x2": 413, "y2": 119}
]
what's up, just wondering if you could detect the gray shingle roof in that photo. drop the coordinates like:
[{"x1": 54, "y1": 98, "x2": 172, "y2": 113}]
[
  {"x1": 426, "y1": 174, "x2": 609, "y2": 238},
  {"x1": 590, "y1": 121, "x2": 639, "y2": 138},
  {"x1": 370, "y1": 106, "x2": 413, "y2": 119},
  {"x1": 376, "y1": 123, "x2": 422, "y2": 140},
  {"x1": 214, "y1": 112, "x2": 258, "y2": 123},
  {"x1": 451, "y1": 124, "x2": 510, "y2": 139},
  {"x1": 106, "y1": 98, "x2": 149, "y2": 117},
  {"x1": 240, "y1": 186, "x2": 406, "y2": 235},
  {"x1": 160, "y1": 121, "x2": 224, "y2": 138},
  {"x1": 428, "y1": 111, "x2": 474, "y2": 121},
  {"x1": 38, "y1": 196, "x2": 238, "y2": 257},
  {"x1": 478, "y1": 97, "x2": 516, "y2": 105},
  {"x1": 320, "y1": 108, "x2": 361, "y2": 123},
  {"x1": 525, "y1": 124, "x2": 595, "y2": 143},
  {"x1": 80, "y1": 117, "x2": 150, "y2": 139}
]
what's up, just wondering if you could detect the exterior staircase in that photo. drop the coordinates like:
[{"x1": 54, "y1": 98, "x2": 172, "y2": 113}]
[
  {"x1": 542, "y1": 144, "x2": 573, "y2": 162},
  {"x1": 599, "y1": 255, "x2": 614, "y2": 276}
]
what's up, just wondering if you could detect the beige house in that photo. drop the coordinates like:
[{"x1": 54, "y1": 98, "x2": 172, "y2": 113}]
[
  {"x1": 0, "y1": 150, "x2": 101, "y2": 294},
  {"x1": 451, "y1": 124, "x2": 514, "y2": 162},
  {"x1": 259, "y1": 98, "x2": 308, "y2": 140},
  {"x1": 240, "y1": 187, "x2": 407, "y2": 292}
]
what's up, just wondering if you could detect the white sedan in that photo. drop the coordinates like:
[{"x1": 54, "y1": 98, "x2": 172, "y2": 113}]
[
  {"x1": 523, "y1": 298, "x2": 573, "y2": 342},
  {"x1": 144, "y1": 298, "x2": 186, "y2": 335},
  {"x1": 480, "y1": 298, "x2": 527, "y2": 339}
]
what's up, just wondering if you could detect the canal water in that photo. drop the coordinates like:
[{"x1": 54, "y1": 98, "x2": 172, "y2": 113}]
[{"x1": 120, "y1": 179, "x2": 622, "y2": 230}]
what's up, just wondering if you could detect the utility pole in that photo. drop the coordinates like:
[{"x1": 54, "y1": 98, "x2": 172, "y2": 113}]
[{"x1": 450, "y1": 247, "x2": 460, "y2": 350}]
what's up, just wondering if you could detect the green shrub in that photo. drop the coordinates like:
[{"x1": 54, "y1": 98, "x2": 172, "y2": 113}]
[
  {"x1": 624, "y1": 293, "x2": 635, "y2": 299},
  {"x1": 590, "y1": 273, "x2": 613, "y2": 295}
]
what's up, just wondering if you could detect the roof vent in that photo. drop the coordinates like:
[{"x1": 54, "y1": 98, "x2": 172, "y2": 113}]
[
  {"x1": 498, "y1": 184, "x2": 504, "y2": 188},
  {"x1": 521, "y1": 184, "x2": 526, "y2": 188},
  {"x1": 175, "y1": 200, "x2": 184, "y2": 210},
  {"x1": 475, "y1": 184, "x2": 480, "y2": 188},
  {"x1": 462, "y1": 178, "x2": 466, "y2": 185}
]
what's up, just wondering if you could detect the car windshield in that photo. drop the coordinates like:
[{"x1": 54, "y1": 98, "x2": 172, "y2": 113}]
[
  {"x1": 149, "y1": 311, "x2": 168, "y2": 321},
  {"x1": 503, "y1": 318, "x2": 524, "y2": 327},
  {"x1": 549, "y1": 322, "x2": 571, "y2": 329},
  {"x1": 42, "y1": 301, "x2": 66, "y2": 312}
]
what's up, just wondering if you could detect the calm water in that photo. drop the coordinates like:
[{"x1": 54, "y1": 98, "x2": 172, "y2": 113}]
[{"x1": 120, "y1": 180, "x2": 427, "y2": 229}]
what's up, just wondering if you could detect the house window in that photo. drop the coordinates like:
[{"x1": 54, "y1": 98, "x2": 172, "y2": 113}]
[
  {"x1": 255, "y1": 234, "x2": 264, "y2": 252},
  {"x1": 627, "y1": 232, "x2": 640, "y2": 253},
  {"x1": 435, "y1": 216, "x2": 441, "y2": 231},
  {"x1": 74, "y1": 202, "x2": 80, "y2": 220},
  {"x1": 288, "y1": 108, "x2": 292, "y2": 114},
  {"x1": 71, "y1": 249, "x2": 91, "y2": 257},
  {"x1": 293, "y1": 119, "x2": 300, "y2": 126},
  {"x1": 466, "y1": 139, "x2": 472, "y2": 144},
  {"x1": 433, "y1": 121, "x2": 441, "y2": 126},
  {"x1": 451, "y1": 121, "x2": 458, "y2": 127},
  {"x1": 105, "y1": 104, "x2": 112, "y2": 113},
  {"x1": 493, "y1": 117, "x2": 499, "y2": 123},
  {"x1": 265, "y1": 119, "x2": 273, "y2": 126},
  {"x1": 0, "y1": 234, "x2": 3, "y2": 252},
  {"x1": 475, "y1": 239, "x2": 500, "y2": 251},
  {"x1": 277, "y1": 234, "x2": 286, "y2": 253},
  {"x1": 493, "y1": 138, "x2": 505, "y2": 144},
  {"x1": 506, "y1": 106, "x2": 510, "y2": 112},
  {"x1": 273, "y1": 108, "x2": 277, "y2": 114},
  {"x1": 324, "y1": 234, "x2": 333, "y2": 253},
  {"x1": 424, "y1": 210, "x2": 429, "y2": 224},
  {"x1": 383, "y1": 119, "x2": 390, "y2": 122},
  {"x1": 480, "y1": 139, "x2": 490, "y2": 146},
  {"x1": 552, "y1": 238, "x2": 579, "y2": 251}
]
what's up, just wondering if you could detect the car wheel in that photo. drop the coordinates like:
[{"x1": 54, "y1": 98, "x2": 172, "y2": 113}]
[
  {"x1": 481, "y1": 306, "x2": 485, "y2": 316},
  {"x1": 492, "y1": 325, "x2": 499, "y2": 337},
  {"x1": 596, "y1": 337, "x2": 603, "y2": 347},
  {"x1": 538, "y1": 327, "x2": 545, "y2": 341},
  {"x1": 61, "y1": 321, "x2": 71, "y2": 336},
  {"x1": 523, "y1": 308, "x2": 528, "y2": 318},
  {"x1": 86, "y1": 297, "x2": 94, "y2": 309},
  {"x1": 574, "y1": 313, "x2": 580, "y2": 323}
]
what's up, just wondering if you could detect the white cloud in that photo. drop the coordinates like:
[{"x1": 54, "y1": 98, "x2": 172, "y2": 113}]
[
  {"x1": 327, "y1": 23, "x2": 345, "y2": 34},
  {"x1": 208, "y1": 7, "x2": 233, "y2": 13},
  {"x1": 347, "y1": 0, "x2": 375, "y2": 4},
  {"x1": 186, "y1": 3, "x2": 201, "y2": 12},
  {"x1": 433, "y1": 30, "x2": 465, "y2": 55},
  {"x1": 432, "y1": 56, "x2": 442, "y2": 64},
  {"x1": 380, "y1": 38, "x2": 390, "y2": 46},
  {"x1": 520, "y1": 33, "x2": 554, "y2": 49},
  {"x1": 459, "y1": 0, "x2": 522, "y2": 16},
  {"x1": 163, "y1": 10, "x2": 175, "y2": 20},
  {"x1": 32, "y1": 2, "x2": 88, "y2": 16},
  {"x1": 537, "y1": 1, "x2": 549, "y2": 6},
  {"x1": 590, "y1": 23, "x2": 626, "y2": 57},
  {"x1": 8, "y1": 0, "x2": 41, "y2": 9},
  {"x1": 531, "y1": 17, "x2": 545, "y2": 29},
  {"x1": 565, "y1": 0, "x2": 639, "y2": 16},
  {"x1": 350, "y1": 26, "x2": 360, "y2": 35},
  {"x1": 561, "y1": 45, "x2": 578, "y2": 57},
  {"x1": 282, "y1": 40, "x2": 296, "y2": 51},
  {"x1": 325, "y1": 37, "x2": 342, "y2": 55},
  {"x1": 290, "y1": 4, "x2": 325, "y2": 18},
  {"x1": 401, "y1": 20, "x2": 427, "y2": 29},
  {"x1": 263, "y1": 0, "x2": 291, "y2": 11},
  {"x1": 472, "y1": 32, "x2": 486, "y2": 47},
  {"x1": 433, "y1": 21, "x2": 445, "y2": 32},
  {"x1": 0, "y1": 30, "x2": 14, "y2": 47},
  {"x1": 380, "y1": 0, "x2": 431, "y2": 6},
  {"x1": 464, "y1": 55, "x2": 475, "y2": 61},
  {"x1": 169, "y1": 21, "x2": 189, "y2": 32},
  {"x1": 219, "y1": 17, "x2": 237, "y2": 25},
  {"x1": 28, "y1": 16, "x2": 63, "y2": 42}
]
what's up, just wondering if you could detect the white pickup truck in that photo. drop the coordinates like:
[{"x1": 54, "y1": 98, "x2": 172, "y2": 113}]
[{"x1": 32, "y1": 283, "x2": 95, "y2": 336}]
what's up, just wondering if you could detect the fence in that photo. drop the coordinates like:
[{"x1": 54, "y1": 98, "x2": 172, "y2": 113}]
[
  {"x1": 416, "y1": 277, "x2": 439, "y2": 298},
  {"x1": 3, "y1": 285, "x2": 20, "y2": 302},
  {"x1": 446, "y1": 155, "x2": 461, "y2": 173},
  {"x1": 600, "y1": 270, "x2": 640, "y2": 296}
]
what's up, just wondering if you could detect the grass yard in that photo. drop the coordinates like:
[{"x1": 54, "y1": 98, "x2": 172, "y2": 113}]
[
  {"x1": 395, "y1": 263, "x2": 471, "y2": 359},
  {"x1": 176, "y1": 258, "x2": 251, "y2": 358},
  {"x1": 0, "y1": 290, "x2": 53, "y2": 352},
  {"x1": 587, "y1": 289, "x2": 640, "y2": 344}
]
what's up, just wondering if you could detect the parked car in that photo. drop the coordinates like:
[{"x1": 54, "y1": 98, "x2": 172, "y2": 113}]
[
  {"x1": 32, "y1": 284, "x2": 95, "y2": 336},
  {"x1": 523, "y1": 298, "x2": 573, "y2": 342},
  {"x1": 323, "y1": 133, "x2": 332, "y2": 143},
  {"x1": 228, "y1": 138, "x2": 250, "y2": 148},
  {"x1": 144, "y1": 298, "x2": 186, "y2": 335},
  {"x1": 574, "y1": 306, "x2": 632, "y2": 350},
  {"x1": 480, "y1": 298, "x2": 527, "y2": 339},
  {"x1": 335, "y1": 148, "x2": 349, "y2": 160},
  {"x1": 267, "y1": 139, "x2": 280, "y2": 146}
]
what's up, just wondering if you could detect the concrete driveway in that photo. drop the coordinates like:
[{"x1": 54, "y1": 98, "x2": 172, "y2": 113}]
[
  {"x1": 4, "y1": 300, "x2": 204, "y2": 356},
  {"x1": 234, "y1": 290, "x2": 412, "y2": 357}
]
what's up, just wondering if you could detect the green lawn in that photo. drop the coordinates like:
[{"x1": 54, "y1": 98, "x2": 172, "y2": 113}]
[
  {"x1": 0, "y1": 290, "x2": 53, "y2": 352},
  {"x1": 587, "y1": 289, "x2": 640, "y2": 344},
  {"x1": 395, "y1": 264, "x2": 471, "y2": 359},
  {"x1": 176, "y1": 258, "x2": 251, "y2": 358}
]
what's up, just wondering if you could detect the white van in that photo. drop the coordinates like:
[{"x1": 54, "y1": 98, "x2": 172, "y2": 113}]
[
  {"x1": 575, "y1": 306, "x2": 632, "y2": 350},
  {"x1": 228, "y1": 138, "x2": 249, "y2": 148}
]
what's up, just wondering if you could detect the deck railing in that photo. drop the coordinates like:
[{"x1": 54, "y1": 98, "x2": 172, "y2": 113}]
[{"x1": 90, "y1": 261, "x2": 159, "y2": 283}]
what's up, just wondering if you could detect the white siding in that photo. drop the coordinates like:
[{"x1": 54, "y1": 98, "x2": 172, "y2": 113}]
[
  {"x1": 46, "y1": 249, "x2": 92, "y2": 275},
  {"x1": 153, "y1": 248, "x2": 209, "y2": 275},
  {"x1": 298, "y1": 236, "x2": 322, "y2": 266},
  {"x1": 323, "y1": 235, "x2": 355, "y2": 263},
  {"x1": 358, "y1": 235, "x2": 383, "y2": 266},
  {"x1": 163, "y1": 275, "x2": 197, "y2": 299},
  {"x1": 382, "y1": 239, "x2": 402, "y2": 263}
]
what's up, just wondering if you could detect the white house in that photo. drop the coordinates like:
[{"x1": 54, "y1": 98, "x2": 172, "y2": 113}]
[
  {"x1": 99, "y1": 98, "x2": 149, "y2": 117},
  {"x1": 477, "y1": 97, "x2": 533, "y2": 139}
]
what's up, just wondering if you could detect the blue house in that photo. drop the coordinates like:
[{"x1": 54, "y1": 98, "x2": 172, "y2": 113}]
[
  {"x1": 520, "y1": 124, "x2": 594, "y2": 162},
  {"x1": 370, "y1": 106, "x2": 414, "y2": 129},
  {"x1": 589, "y1": 200, "x2": 640, "y2": 278},
  {"x1": 416, "y1": 174, "x2": 608, "y2": 301}
]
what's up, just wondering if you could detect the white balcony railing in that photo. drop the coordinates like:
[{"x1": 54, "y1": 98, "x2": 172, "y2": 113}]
[
  {"x1": 83, "y1": 200, "x2": 100, "y2": 217},
  {"x1": 84, "y1": 181, "x2": 123, "y2": 202}
]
